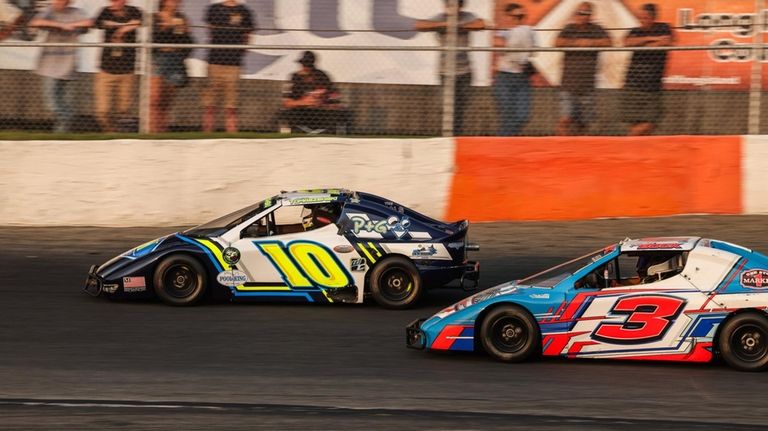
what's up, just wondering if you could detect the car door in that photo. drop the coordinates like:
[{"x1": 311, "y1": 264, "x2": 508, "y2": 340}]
[
  {"x1": 228, "y1": 204, "x2": 365, "y2": 303},
  {"x1": 565, "y1": 252, "x2": 704, "y2": 358}
]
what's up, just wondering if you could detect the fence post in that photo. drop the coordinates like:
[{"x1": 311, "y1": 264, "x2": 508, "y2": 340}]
[
  {"x1": 138, "y1": 0, "x2": 153, "y2": 134},
  {"x1": 748, "y1": 0, "x2": 764, "y2": 135},
  {"x1": 441, "y1": 0, "x2": 458, "y2": 137}
]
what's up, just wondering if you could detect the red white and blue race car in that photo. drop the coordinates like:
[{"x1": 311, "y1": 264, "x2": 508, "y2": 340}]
[
  {"x1": 85, "y1": 189, "x2": 479, "y2": 309},
  {"x1": 407, "y1": 237, "x2": 768, "y2": 371}
]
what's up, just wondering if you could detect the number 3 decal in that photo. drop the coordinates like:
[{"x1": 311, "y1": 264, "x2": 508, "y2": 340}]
[{"x1": 592, "y1": 295, "x2": 686, "y2": 344}]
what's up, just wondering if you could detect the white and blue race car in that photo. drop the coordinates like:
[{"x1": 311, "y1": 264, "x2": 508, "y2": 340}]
[
  {"x1": 85, "y1": 189, "x2": 479, "y2": 309},
  {"x1": 407, "y1": 237, "x2": 768, "y2": 371}
]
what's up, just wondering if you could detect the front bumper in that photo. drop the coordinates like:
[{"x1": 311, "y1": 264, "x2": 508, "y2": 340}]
[
  {"x1": 406, "y1": 318, "x2": 427, "y2": 350},
  {"x1": 83, "y1": 265, "x2": 102, "y2": 296}
]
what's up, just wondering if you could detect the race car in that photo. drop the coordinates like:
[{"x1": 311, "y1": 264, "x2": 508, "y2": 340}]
[
  {"x1": 85, "y1": 188, "x2": 479, "y2": 309},
  {"x1": 407, "y1": 237, "x2": 768, "y2": 371}
]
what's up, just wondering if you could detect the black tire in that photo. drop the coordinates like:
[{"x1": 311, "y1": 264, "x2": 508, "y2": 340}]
[
  {"x1": 153, "y1": 255, "x2": 207, "y2": 306},
  {"x1": 369, "y1": 256, "x2": 422, "y2": 309},
  {"x1": 480, "y1": 305, "x2": 541, "y2": 363},
  {"x1": 718, "y1": 312, "x2": 768, "y2": 372}
]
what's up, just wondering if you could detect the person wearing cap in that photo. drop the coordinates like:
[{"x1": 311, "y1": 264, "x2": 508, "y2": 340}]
[
  {"x1": 415, "y1": 0, "x2": 485, "y2": 136},
  {"x1": 554, "y1": 2, "x2": 611, "y2": 135},
  {"x1": 621, "y1": 3, "x2": 673, "y2": 136},
  {"x1": 200, "y1": 0, "x2": 255, "y2": 133},
  {"x1": 279, "y1": 51, "x2": 350, "y2": 134}
]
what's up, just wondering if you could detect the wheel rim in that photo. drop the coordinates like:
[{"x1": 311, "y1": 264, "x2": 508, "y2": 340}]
[
  {"x1": 490, "y1": 316, "x2": 528, "y2": 354},
  {"x1": 378, "y1": 267, "x2": 414, "y2": 302},
  {"x1": 730, "y1": 324, "x2": 768, "y2": 363},
  {"x1": 162, "y1": 263, "x2": 198, "y2": 298}
]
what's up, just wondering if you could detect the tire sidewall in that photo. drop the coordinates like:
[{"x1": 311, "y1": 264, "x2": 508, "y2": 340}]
[
  {"x1": 369, "y1": 256, "x2": 422, "y2": 309},
  {"x1": 153, "y1": 255, "x2": 207, "y2": 306},
  {"x1": 718, "y1": 312, "x2": 768, "y2": 372},
  {"x1": 480, "y1": 305, "x2": 541, "y2": 363}
]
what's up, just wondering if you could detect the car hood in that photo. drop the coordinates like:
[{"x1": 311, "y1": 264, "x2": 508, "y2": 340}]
[
  {"x1": 97, "y1": 234, "x2": 175, "y2": 279},
  {"x1": 430, "y1": 281, "x2": 554, "y2": 322}
]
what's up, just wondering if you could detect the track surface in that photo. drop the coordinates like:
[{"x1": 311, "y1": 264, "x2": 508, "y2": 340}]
[{"x1": 2, "y1": 216, "x2": 768, "y2": 430}]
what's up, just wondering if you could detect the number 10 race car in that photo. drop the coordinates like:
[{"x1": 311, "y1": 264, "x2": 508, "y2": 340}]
[
  {"x1": 85, "y1": 189, "x2": 479, "y2": 309},
  {"x1": 407, "y1": 237, "x2": 768, "y2": 371}
]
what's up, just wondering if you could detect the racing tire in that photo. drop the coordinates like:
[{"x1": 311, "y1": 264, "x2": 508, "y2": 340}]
[
  {"x1": 369, "y1": 256, "x2": 422, "y2": 309},
  {"x1": 718, "y1": 312, "x2": 768, "y2": 372},
  {"x1": 153, "y1": 255, "x2": 207, "y2": 306},
  {"x1": 480, "y1": 305, "x2": 541, "y2": 363}
]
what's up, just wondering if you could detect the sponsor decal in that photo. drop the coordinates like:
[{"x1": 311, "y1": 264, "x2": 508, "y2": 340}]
[
  {"x1": 103, "y1": 284, "x2": 119, "y2": 294},
  {"x1": 351, "y1": 216, "x2": 389, "y2": 234},
  {"x1": 741, "y1": 269, "x2": 768, "y2": 289},
  {"x1": 334, "y1": 245, "x2": 354, "y2": 253},
  {"x1": 123, "y1": 276, "x2": 146, "y2": 292},
  {"x1": 350, "y1": 258, "x2": 367, "y2": 272},
  {"x1": 222, "y1": 247, "x2": 241, "y2": 265},
  {"x1": 217, "y1": 270, "x2": 248, "y2": 287},
  {"x1": 412, "y1": 244, "x2": 438, "y2": 258},
  {"x1": 529, "y1": 293, "x2": 550, "y2": 299},
  {"x1": 637, "y1": 242, "x2": 683, "y2": 250},
  {"x1": 387, "y1": 215, "x2": 411, "y2": 239},
  {"x1": 288, "y1": 197, "x2": 333, "y2": 205}
]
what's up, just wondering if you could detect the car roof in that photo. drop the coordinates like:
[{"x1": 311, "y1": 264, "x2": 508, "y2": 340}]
[
  {"x1": 619, "y1": 237, "x2": 701, "y2": 252},
  {"x1": 277, "y1": 188, "x2": 352, "y2": 206}
]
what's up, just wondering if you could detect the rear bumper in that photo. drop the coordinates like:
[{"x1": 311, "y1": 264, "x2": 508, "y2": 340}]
[
  {"x1": 460, "y1": 261, "x2": 480, "y2": 290},
  {"x1": 406, "y1": 318, "x2": 427, "y2": 350}
]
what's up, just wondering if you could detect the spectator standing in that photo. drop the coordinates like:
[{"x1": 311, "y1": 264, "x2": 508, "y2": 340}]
[
  {"x1": 415, "y1": 0, "x2": 485, "y2": 136},
  {"x1": 201, "y1": 0, "x2": 255, "y2": 133},
  {"x1": 94, "y1": 0, "x2": 142, "y2": 132},
  {"x1": 279, "y1": 51, "x2": 351, "y2": 134},
  {"x1": 29, "y1": 0, "x2": 91, "y2": 133},
  {"x1": 622, "y1": 3, "x2": 673, "y2": 136},
  {"x1": 554, "y1": 2, "x2": 611, "y2": 135},
  {"x1": 150, "y1": 0, "x2": 194, "y2": 133},
  {"x1": 493, "y1": 2, "x2": 536, "y2": 136}
]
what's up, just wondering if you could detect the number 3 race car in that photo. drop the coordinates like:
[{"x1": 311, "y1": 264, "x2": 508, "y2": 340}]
[
  {"x1": 85, "y1": 189, "x2": 479, "y2": 309},
  {"x1": 407, "y1": 237, "x2": 768, "y2": 371}
]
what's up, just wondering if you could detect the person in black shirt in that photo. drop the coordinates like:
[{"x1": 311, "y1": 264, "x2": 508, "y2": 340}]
[
  {"x1": 150, "y1": 0, "x2": 193, "y2": 133},
  {"x1": 622, "y1": 3, "x2": 673, "y2": 135},
  {"x1": 554, "y1": 2, "x2": 611, "y2": 135},
  {"x1": 279, "y1": 51, "x2": 351, "y2": 134},
  {"x1": 201, "y1": 0, "x2": 254, "y2": 133},
  {"x1": 93, "y1": 0, "x2": 141, "y2": 132}
]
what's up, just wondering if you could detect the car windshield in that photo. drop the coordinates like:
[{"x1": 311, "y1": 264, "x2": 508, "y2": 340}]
[
  {"x1": 518, "y1": 248, "x2": 611, "y2": 288},
  {"x1": 183, "y1": 198, "x2": 271, "y2": 237}
]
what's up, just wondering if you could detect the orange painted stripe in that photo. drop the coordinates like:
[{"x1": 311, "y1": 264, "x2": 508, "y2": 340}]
[{"x1": 446, "y1": 136, "x2": 742, "y2": 222}]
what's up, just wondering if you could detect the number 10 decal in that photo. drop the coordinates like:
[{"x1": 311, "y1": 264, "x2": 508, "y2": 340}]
[
  {"x1": 591, "y1": 295, "x2": 686, "y2": 344},
  {"x1": 255, "y1": 241, "x2": 352, "y2": 289}
]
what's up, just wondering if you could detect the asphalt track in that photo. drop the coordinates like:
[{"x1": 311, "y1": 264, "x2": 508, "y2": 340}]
[{"x1": 2, "y1": 216, "x2": 768, "y2": 430}]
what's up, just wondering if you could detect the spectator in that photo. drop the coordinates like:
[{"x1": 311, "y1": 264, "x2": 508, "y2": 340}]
[
  {"x1": 0, "y1": 1, "x2": 22, "y2": 41},
  {"x1": 622, "y1": 3, "x2": 673, "y2": 136},
  {"x1": 554, "y1": 2, "x2": 611, "y2": 135},
  {"x1": 29, "y1": 0, "x2": 92, "y2": 133},
  {"x1": 279, "y1": 51, "x2": 351, "y2": 134},
  {"x1": 201, "y1": 0, "x2": 255, "y2": 133},
  {"x1": 150, "y1": 0, "x2": 194, "y2": 133},
  {"x1": 493, "y1": 2, "x2": 536, "y2": 136},
  {"x1": 415, "y1": 0, "x2": 485, "y2": 136},
  {"x1": 94, "y1": 0, "x2": 142, "y2": 132}
]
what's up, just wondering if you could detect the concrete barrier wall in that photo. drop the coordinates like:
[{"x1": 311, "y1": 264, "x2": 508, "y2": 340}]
[
  {"x1": 0, "y1": 138, "x2": 455, "y2": 226},
  {"x1": 0, "y1": 135, "x2": 765, "y2": 226}
]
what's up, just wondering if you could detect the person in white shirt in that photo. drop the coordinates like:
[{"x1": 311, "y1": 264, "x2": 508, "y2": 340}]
[{"x1": 492, "y1": 3, "x2": 536, "y2": 136}]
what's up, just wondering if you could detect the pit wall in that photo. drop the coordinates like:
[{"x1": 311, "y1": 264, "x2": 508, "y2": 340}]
[{"x1": 0, "y1": 136, "x2": 765, "y2": 226}]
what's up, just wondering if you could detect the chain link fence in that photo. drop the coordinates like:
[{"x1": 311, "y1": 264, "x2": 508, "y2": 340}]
[{"x1": 0, "y1": 0, "x2": 765, "y2": 136}]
